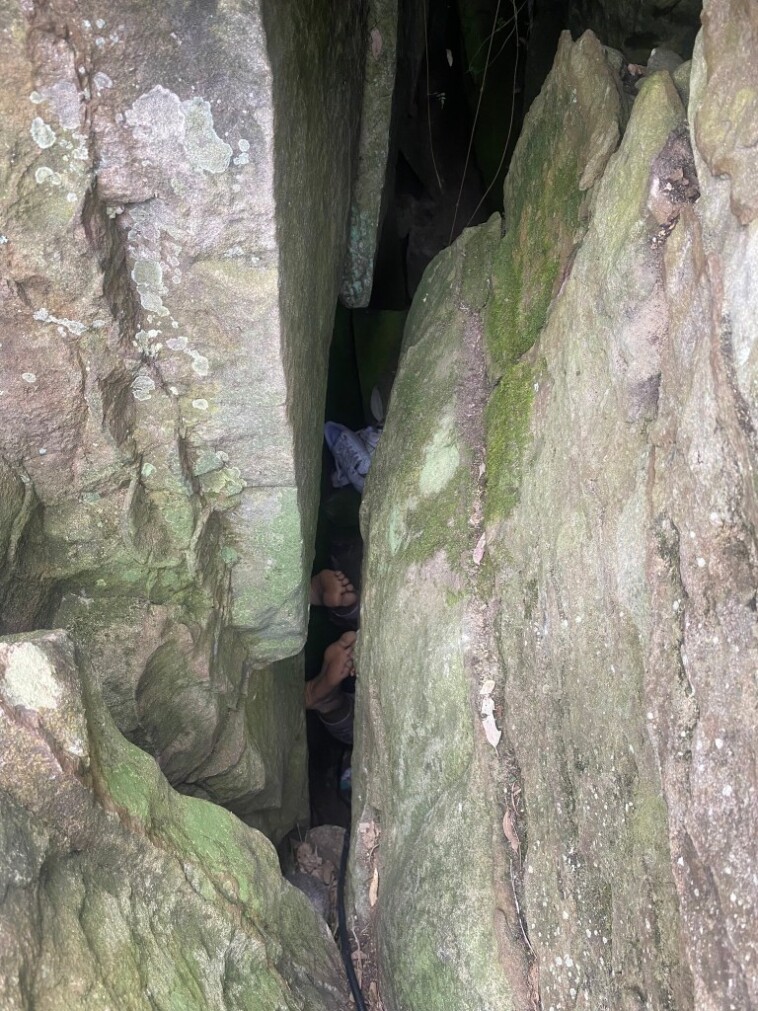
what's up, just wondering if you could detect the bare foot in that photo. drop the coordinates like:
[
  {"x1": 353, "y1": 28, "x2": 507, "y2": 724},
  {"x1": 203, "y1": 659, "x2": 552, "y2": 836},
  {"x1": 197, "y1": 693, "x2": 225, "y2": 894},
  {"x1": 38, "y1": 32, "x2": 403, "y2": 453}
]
[
  {"x1": 305, "y1": 631, "x2": 357, "y2": 710},
  {"x1": 309, "y1": 569, "x2": 358, "y2": 609}
]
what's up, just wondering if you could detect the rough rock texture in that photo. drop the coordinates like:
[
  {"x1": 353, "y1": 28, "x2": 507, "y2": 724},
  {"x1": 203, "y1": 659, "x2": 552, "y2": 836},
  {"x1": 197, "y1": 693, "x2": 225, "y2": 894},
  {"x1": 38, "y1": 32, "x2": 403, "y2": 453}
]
[
  {"x1": 568, "y1": 0, "x2": 702, "y2": 62},
  {"x1": 0, "y1": 628, "x2": 350, "y2": 1011},
  {"x1": 340, "y1": 0, "x2": 398, "y2": 308},
  {"x1": 354, "y1": 216, "x2": 530, "y2": 1011},
  {"x1": 0, "y1": 0, "x2": 365, "y2": 822},
  {"x1": 354, "y1": 18, "x2": 756, "y2": 1011}
]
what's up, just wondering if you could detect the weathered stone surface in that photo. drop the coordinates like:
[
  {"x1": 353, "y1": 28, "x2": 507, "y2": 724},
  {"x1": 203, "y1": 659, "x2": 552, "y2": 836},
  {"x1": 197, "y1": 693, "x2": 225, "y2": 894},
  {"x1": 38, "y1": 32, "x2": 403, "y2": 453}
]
[
  {"x1": 0, "y1": 629, "x2": 349, "y2": 1011},
  {"x1": 695, "y1": 0, "x2": 758, "y2": 225},
  {"x1": 0, "y1": 0, "x2": 365, "y2": 815},
  {"x1": 487, "y1": 69, "x2": 695, "y2": 1011},
  {"x1": 354, "y1": 18, "x2": 756, "y2": 1011},
  {"x1": 341, "y1": 0, "x2": 399, "y2": 308},
  {"x1": 354, "y1": 215, "x2": 532, "y2": 1011},
  {"x1": 568, "y1": 0, "x2": 702, "y2": 63}
]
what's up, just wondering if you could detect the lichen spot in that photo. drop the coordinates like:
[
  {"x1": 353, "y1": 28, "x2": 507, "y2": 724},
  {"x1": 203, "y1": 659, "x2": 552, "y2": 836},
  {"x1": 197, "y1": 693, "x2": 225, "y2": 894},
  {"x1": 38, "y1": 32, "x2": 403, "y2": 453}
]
[
  {"x1": 34, "y1": 166, "x2": 62, "y2": 186},
  {"x1": 31, "y1": 117, "x2": 56, "y2": 149},
  {"x1": 21, "y1": 372, "x2": 37, "y2": 384},
  {"x1": 131, "y1": 373, "x2": 156, "y2": 401},
  {"x1": 190, "y1": 351, "x2": 210, "y2": 376},
  {"x1": 419, "y1": 415, "x2": 460, "y2": 497},
  {"x1": 2, "y1": 641, "x2": 63, "y2": 711},
  {"x1": 181, "y1": 97, "x2": 232, "y2": 174},
  {"x1": 93, "y1": 71, "x2": 113, "y2": 92},
  {"x1": 131, "y1": 258, "x2": 168, "y2": 315},
  {"x1": 192, "y1": 398, "x2": 209, "y2": 411}
]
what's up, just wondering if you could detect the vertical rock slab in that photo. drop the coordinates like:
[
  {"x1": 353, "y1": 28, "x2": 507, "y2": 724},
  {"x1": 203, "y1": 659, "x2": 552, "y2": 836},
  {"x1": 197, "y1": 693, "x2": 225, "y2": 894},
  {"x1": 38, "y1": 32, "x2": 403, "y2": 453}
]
[
  {"x1": 0, "y1": 0, "x2": 365, "y2": 813},
  {"x1": 340, "y1": 0, "x2": 399, "y2": 308},
  {"x1": 355, "y1": 216, "x2": 534, "y2": 1011},
  {"x1": 0, "y1": 629, "x2": 350, "y2": 1011},
  {"x1": 487, "y1": 68, "x2": 695, "y2": 1010},
  {"x1": 645, "y1": 3, "x2": 758, "y2": 1004},
  {"x1": 484, "y1": 16, "x2": 756, "y2": 1011},
  {"x1": 355, "y1": 23, "x2": 756, "y2": 1011}
]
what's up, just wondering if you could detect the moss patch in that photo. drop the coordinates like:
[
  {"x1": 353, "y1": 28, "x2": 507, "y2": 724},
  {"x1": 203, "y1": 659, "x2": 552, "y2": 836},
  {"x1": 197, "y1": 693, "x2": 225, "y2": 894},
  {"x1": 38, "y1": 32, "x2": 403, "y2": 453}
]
[{"x1": 485, "y1": 360, "x2": 535, "y2": 520}]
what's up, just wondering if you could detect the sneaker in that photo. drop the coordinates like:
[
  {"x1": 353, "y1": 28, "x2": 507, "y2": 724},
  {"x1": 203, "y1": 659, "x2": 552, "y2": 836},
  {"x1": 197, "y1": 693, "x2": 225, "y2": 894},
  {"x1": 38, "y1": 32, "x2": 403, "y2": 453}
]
[{"x1": 324, "y1": 422, "x2": 381, "y2": 494}]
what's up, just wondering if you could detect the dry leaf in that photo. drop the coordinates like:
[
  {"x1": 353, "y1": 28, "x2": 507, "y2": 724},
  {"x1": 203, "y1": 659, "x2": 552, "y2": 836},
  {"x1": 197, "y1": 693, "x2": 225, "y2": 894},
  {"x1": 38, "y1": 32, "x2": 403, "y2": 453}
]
[
  {"x1": 481, "y1": 696, "x2": 495, "y2": 718},
  {"x1": 295, "y1": 842, "x2": 323, "y2": 875},
  {"x1": 472, "y1": 532, "x2": 486, "y2": 565},
  {"x1": 369, "y1": 866, "x2": 379, "y2": 907},
  {"x1": 502, "y1": 809, "x2": 520, "y2": 853},
  {"x1": 359, "y1": 820, "x2": 380, "y2": 853},
  {"x1": 479, "y1": 679, "x2": 495, "y2": 696},
  {"x1": 482, "y1": 712, "x2": 501, "y2": 748}
]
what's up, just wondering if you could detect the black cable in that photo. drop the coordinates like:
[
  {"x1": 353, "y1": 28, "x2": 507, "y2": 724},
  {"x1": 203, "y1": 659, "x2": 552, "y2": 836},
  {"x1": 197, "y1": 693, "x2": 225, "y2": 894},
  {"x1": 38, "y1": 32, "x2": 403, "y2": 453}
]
[{"x1": 338, "y1": 827, "x2": 368, "y2": 1011}]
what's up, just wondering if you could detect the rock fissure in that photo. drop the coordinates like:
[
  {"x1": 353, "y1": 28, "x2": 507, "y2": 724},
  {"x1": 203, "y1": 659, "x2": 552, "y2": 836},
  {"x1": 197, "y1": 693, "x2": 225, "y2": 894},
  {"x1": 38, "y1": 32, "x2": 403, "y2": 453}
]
[{"x1": 1, "y1": 1, "x2": 756, "y2": 1009}]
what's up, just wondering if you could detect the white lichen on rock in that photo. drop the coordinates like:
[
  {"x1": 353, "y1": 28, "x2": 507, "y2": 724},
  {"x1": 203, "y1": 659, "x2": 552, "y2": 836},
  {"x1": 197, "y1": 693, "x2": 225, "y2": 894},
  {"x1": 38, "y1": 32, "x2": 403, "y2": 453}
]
[
  {"x1": 30, "y1": 116, "x2": 55, "y2": 148},
  {"x1": 1, "y1": 641, "x2": 62, "y2": 710}
]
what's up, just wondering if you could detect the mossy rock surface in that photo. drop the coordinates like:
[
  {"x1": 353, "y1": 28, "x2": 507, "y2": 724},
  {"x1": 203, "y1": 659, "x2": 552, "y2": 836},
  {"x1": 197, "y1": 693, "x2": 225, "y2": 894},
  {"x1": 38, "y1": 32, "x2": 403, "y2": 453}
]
[
  {"x1": 0, "y1": 629, "x2": 348, "y2": 1011},
  {"x1": 353, "y1": 23, "x2": 758, "y2": 1011},
  {"x1": 0, "y1": 0, "x2": 367, "y2": 827},
  {"x1": 354, "y1": 217, "x2": 536, "y2": 1011},
  {"x1": 340, "y1": 0, "x2": 399, "y2": 307},
  {"x1": 484, "y1": 31, "x2": 624, "y2": 522}
]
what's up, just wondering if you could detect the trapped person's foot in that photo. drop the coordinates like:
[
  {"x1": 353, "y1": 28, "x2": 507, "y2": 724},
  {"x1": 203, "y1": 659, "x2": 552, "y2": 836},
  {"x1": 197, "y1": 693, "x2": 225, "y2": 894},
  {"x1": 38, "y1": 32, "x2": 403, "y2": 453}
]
[
  {"x1": 305, "y1": 631, "x2": 357, "y2": 710},
  {"x1": 310, "y1": 569, "x2": 357, "y2": 609}
]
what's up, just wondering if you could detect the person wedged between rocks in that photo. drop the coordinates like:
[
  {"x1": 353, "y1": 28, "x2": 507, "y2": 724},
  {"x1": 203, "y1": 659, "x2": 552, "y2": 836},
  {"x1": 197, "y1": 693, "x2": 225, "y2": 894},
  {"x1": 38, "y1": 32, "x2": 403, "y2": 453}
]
[{"x1": 304, "y1": 630, "x2": 357, "y2": 746}]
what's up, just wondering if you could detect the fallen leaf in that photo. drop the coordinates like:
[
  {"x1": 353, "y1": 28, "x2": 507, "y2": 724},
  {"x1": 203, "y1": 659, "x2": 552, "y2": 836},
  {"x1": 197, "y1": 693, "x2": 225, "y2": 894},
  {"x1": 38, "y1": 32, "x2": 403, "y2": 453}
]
[
  {"x1": 473, "y1": 532, "x2": 486, "y2": 565},
  {"x1": 502, "y1": 809, "x2": 520, "y2": 853},
  {"x1": 481, "y1": 696, "x2": 495, "y2": 718},
  {"x1": 296, "y1": 842, "x2": 323, "y2": 875},
  {"x1": 359, "y1": 820, "x2": 380, "y2": 853},
  {"x1": 369, "y1": 866, "x2": 379, "y2": 907},
  {"x1": 482, "y1": 712, "x2": 501, "y2": 748},
  {"x1": 479, "y1": 679, "x2": 495, "y2": 696}
]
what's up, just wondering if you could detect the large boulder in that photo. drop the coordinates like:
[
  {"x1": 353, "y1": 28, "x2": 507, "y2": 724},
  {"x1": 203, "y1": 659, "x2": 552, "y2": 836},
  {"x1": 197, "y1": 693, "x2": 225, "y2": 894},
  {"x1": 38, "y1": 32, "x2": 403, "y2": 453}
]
[
  {"x1": 354, "y1": 16, "x2": 756, "y2": 1011},
  {"x1": 0, "y1": 629, "x2": 350, "y2": 1010},
  {"x1": 0, "y1": 0, "x2": 365, "y2": 820}
]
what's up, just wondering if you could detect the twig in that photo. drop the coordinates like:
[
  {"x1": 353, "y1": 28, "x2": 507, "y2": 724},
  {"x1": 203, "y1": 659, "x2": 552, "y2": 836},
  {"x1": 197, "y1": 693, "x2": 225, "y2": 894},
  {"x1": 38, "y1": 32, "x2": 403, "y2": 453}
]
[
  {"x1": 464, "y1": 0, "x2": 522, "y2": 229},
  {"x1": 449, "y1": 0, "x2": 503, "y2": 243},
  {"x1": 422, "y1": 0, "x2": 443, "y2": 195}
]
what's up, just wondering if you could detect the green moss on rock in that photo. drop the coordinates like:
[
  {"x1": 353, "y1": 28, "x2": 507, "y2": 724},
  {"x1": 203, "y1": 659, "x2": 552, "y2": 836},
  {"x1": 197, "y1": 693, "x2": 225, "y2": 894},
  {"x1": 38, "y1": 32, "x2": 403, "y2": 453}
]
[{"x1": 485, "y1": 360, "x2": 535, "y2": 520}]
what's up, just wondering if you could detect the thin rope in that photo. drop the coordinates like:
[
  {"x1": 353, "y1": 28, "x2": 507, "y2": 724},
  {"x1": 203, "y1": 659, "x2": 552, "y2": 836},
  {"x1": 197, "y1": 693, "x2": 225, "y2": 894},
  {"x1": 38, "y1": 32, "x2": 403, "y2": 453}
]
[
  {"x1": 449, "y1": 0, "x2": 503, "y2": 244},
  {"x1": 464, "y1": 0, "x2": 522, "y2": 230},
  {"x1": 422, "y1": 0, "x2": 443, "y2": 195}
]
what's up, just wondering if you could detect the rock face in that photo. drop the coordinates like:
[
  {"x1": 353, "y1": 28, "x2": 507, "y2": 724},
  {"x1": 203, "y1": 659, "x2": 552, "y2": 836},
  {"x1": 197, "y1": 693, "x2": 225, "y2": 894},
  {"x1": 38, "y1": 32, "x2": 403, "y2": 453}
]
[
  {"x1": 0, "y1": 629, "x2": 350, "y2": 1010},
  {"x1": 354, "y1": 14, "x2": 756, "y2": 1011},
  {"x1": 340, "y1": 0, "x2": 399, "y2": 308},
  {"x1": 0, "y1": 0, "x2": 365, "y2": 825},
  {"x1": 568, "y1": 0, "x2": 702, "y2": 62}
]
